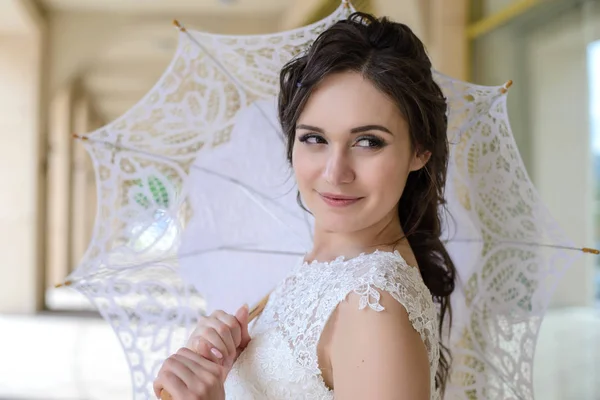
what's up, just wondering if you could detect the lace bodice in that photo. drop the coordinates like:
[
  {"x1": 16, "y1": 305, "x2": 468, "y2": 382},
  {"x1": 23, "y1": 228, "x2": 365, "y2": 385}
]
[{"x1": 224, "y1": 250, "x2": 441, "y2": 399}]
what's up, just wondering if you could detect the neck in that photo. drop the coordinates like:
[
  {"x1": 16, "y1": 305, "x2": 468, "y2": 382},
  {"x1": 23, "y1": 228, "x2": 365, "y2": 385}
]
[{"x1": 307, "y1": 209, "x2": 406, "y2": 263}]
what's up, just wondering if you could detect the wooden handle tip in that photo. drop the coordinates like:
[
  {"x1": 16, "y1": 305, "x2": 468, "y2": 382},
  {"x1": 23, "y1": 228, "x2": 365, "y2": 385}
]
[
  {"x1": 160, "y1": 389, "x2": 173, "y2": 400},
  {"x1": 173, "y1": 19, "x2": 185, "y2": 32},
  {"x1": 500, "y1": 80, "x2": 513, "y2": 94},
  {"x1": 55, "y1": 280, "x2": 72, "y2": 288}
]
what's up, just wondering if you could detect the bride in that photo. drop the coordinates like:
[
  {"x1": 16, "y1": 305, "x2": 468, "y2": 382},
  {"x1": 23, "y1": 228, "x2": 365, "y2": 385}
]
[{"x1": 153, "y1": 12, "x2": 456, "y2": 400}]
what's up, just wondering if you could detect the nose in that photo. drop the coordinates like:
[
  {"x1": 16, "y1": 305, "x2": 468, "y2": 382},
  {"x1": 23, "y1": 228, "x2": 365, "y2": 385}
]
[{"x1": 323, "y1": 149, "x2": 355, "y2": 186}]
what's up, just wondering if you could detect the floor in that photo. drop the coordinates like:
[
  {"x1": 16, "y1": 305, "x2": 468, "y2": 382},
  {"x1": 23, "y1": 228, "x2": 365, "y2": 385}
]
[{"x1": 0, "y1": 306, "x2": 598, "y2": 400}]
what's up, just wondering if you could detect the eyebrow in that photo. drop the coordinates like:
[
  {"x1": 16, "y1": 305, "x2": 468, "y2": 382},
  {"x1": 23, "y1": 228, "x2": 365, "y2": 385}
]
[{"x1": 296, "y1": 124, "x2": 394, "y2": 135}]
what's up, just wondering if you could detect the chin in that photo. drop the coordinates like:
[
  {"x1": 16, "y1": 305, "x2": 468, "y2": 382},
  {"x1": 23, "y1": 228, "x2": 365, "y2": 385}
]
[
  {"x1": 307, "y1": 198, "x2": 371, "y2": 232},
  {"x1": 315, "y1": 214, "x2": 368, "y2": 234}
]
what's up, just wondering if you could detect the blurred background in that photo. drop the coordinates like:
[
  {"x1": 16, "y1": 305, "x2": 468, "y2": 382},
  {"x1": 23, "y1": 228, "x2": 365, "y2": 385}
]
[{"x1": 0, "y1": 0, "x2": 598, "y2": 398}]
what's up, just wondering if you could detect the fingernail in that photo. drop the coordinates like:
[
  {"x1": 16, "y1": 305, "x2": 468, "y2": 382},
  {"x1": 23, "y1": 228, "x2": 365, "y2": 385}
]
[
  {"x1": 243, "y1": 303, "x2": 249, "y2": 311},
  {"x1": 211, "y1": 348, "x2": 224, "y2": 359}
]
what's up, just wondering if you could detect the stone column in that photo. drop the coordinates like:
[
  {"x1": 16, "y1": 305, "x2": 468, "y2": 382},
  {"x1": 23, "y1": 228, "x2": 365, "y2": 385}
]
[
  {"x1": 70, "y1": 93, "x2": 91, "y2": 273},
  {"x1": 46, "y1": 84, "x2": 74, "y2": 290},
  {"x1": 0, "y1": 6, "x2": 46, "y2": 313}
]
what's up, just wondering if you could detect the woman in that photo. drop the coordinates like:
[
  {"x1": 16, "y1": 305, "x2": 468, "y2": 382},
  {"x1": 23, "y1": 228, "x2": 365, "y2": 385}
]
[{"x1": 154, "y1": 12, "x2": 456, "y2": 400}]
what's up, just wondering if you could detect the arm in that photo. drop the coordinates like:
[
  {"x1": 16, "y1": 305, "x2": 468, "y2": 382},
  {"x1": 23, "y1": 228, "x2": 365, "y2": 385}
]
[{"x1": 329, "y1": 289, "x2": 431, "y2": 400}]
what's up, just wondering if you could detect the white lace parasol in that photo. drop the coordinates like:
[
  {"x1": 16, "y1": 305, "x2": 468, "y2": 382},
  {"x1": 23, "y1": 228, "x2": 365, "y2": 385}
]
[{"x1": 61, "y1": 1, "x2": 593, "y2": 398}]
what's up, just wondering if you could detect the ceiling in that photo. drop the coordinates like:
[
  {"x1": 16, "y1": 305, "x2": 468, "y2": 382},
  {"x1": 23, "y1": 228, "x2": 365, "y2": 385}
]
[
  {"x1": 37, "y1": 0, "x2": 299, "y2": 124},
  {"x1": 39, "y1": 0, "x2": 291, "y2": 15},
  {"x1": 79, "y1": 14, "x2": 286, "y2": 121},
  {"x1": 1, "y1": 0, "x2": 428, "y2": 125},
  {"x1": 0, "y1": 0, "x2": 38, "y2": 34}
]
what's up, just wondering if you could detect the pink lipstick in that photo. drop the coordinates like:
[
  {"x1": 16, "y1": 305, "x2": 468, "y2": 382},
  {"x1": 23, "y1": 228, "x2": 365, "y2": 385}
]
[{"x1": 319, "y1": 192, "x2": 363, "y2": 207}]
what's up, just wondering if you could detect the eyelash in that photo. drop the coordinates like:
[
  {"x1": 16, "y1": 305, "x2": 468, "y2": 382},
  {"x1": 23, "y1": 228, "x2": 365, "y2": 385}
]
[{"x1": 298, "y1": 133, "x2": 386, "y2": 149}]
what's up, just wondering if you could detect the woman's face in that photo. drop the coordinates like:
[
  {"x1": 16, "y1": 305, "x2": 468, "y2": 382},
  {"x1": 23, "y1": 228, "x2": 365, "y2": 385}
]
[{"x1": 292, "y1": 71, "x2": 429, "y2": 234}]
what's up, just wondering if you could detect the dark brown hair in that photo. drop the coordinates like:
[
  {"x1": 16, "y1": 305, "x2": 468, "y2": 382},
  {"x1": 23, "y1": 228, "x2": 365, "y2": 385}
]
[{"x1": 277, "y1": 12, "x2": 456, "y2": 393}]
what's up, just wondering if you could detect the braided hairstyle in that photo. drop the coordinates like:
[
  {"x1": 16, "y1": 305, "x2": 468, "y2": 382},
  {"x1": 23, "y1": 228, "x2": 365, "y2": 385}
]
[{"x1": 277, "y1": 12, "x2": 456, "y2": 393}]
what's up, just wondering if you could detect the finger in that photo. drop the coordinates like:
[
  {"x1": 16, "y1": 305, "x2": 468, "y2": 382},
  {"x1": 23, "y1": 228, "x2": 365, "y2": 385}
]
[
  {"x1": 186, "y1": 315, "x2": 209, "y2": 348},
  {"x1": 155, "y1": 370, "x2": 187, "y2": 400},
  {"x1": 190, "y1": 337, "x2": 224, "y2": 364},
  {"x1": 153, "y1": 377, "x2": 162, "y2": 399},
  {"x1": 213, "y1": 310, "x2": 242, "y2": 348},
  {"x1": 204, "y1": 319, "x2": 236, "y2": 360},
  {"x1": 235, "y1": 304, "x2": 251, "y2": 349},
  {"x1": 154, "y1": 357, "x2": 183, "y2": 398},
  {"x1": 186, "y1": 317, "x2": 207, "y2": 353},
  {"x1": 176, "y1": 347, "x2": 222, "y2": 376},
  {"x1": 166, "y1": 354, "x2": 198, "y2": 389},
  {"x1": 195, "y1": 326, "x2": 230, "y2": 360},
  {"x1": 173, "y1": 350, "x2": 223, "y2": 395}
]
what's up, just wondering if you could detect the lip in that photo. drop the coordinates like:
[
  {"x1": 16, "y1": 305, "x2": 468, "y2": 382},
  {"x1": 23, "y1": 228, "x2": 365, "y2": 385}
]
[{"x1": 318, "y1": 192, "x2": 363, "y2": 207}]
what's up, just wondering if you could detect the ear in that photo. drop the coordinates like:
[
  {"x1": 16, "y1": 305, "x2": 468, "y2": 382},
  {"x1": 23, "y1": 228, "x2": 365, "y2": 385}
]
[{"x1": 409, "y1": 150, "x2": 431, "y2": 172}]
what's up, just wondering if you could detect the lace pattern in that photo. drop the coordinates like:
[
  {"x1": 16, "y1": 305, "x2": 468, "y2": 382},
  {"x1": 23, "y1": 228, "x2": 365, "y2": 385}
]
[
  {"x1": 67, "y1": 2, "x2": 574, "y2": 397},
  {"x1": 225, "y1": 250, "x2": 440, "y2": 399},
  {"x1": 67, "y1": 6, "x2": 352, "y2": 398}
]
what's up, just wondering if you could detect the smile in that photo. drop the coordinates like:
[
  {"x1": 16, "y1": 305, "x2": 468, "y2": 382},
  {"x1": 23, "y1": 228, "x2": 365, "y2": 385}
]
[{"x1": 318, "y1": 192, "x2": 364, "y2": 207}]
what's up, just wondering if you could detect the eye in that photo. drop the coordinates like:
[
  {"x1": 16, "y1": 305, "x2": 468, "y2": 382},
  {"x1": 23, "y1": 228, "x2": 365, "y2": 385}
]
[
  {"x1": 354, "y1": 136, "x2": 386, "y2": 149},
  {"x1": 298, "y1": 133, "x2": 327, "y2": 145}
]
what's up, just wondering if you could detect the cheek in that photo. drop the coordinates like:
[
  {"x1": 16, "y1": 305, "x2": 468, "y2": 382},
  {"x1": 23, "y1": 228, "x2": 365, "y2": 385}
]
[
  {"x1": 292, "y1": 146, "x2": 318, "y2": 188},
  {"x1": 365, "y1": 158, "x2": 409, "y2": 200}
]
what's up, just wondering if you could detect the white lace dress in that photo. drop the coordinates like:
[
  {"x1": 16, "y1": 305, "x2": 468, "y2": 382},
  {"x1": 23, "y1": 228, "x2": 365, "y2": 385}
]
[{"x1": 223, "y1": 250, "x2": 441, "y2": 399}]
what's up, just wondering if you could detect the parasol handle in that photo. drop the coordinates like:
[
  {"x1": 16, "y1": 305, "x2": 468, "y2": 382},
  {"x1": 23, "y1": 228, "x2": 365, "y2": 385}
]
[{"x1": 159, "y1": 295, "x2": 270, "y2": 400}]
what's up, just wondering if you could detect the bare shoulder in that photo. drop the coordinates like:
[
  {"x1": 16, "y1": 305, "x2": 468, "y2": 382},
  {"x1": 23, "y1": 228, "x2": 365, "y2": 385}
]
[{"x1": 327, "y1": 280, "x2": 433, "y2": 399}]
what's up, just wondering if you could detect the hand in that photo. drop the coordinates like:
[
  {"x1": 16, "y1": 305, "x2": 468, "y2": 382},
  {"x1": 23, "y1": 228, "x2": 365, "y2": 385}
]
[
  {"x1": 186, "y1": 304, "x2": 251, "y2": 380},
  {"x1": 153, "y1": 347, "x2": 224, "y2": 400}
]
